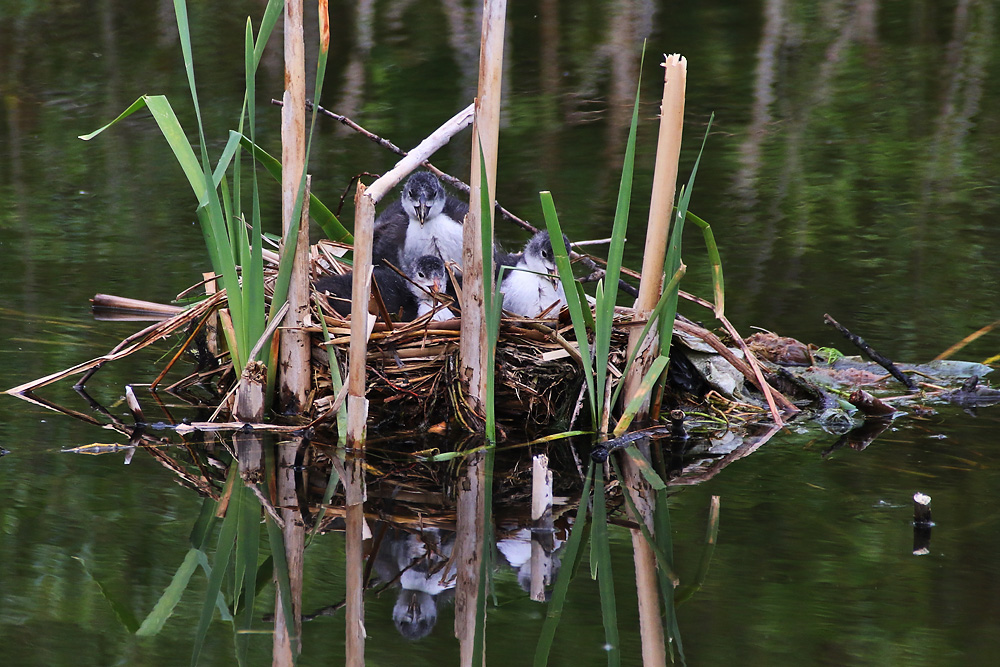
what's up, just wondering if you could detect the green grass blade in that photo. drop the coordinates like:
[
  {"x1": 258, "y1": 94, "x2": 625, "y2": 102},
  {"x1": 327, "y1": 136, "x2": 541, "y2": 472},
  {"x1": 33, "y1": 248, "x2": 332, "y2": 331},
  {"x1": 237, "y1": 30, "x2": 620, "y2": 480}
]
[
  {"x1": 687, "y1": 210, "x2": 724, "y2": 316},
  {"x1": 136, "y1": 548, "x2": 202, "y2": 637},
  {"x1": 319, "y1": 313, "x2": 349, "y2": 438},
  {"x1": 266, "y1": 515, "x2": 297, "y2": 655},
  {"x1": 212, "y1": 131, "x2": 243, "y2": 189},
  {"x1": 234, "y1": 484, "x2": 261, "y2": 664},
  {"x1": 243, "y1": 20, "x2": 266, "y2": 358},
  {"x1": 190, "y1": 496, "x2": 218, "y2": 550},
  {"x1": 659, "y1": 113, "x2": 714, "y2": 356},
  {"x1": 574, "y1": 282, "x2": 595, "y2": 331},
  {"x1": 595, "y1": 46, "x2": 645, "y2": 429},
  {"x1": 613, "y1": 355, "x2": 669, "y2": 437},
  {"x1": 475, "y1": 131, "x2": 499, "y2": 659},
  {"x1": 142, "y1": 95, "x2": 210, "y2": 204},
  {"x1": 623, "y1": 445, "x2": 667, "y2": 490},
  {"x1": 478, "y1": 139, "x2": 498, "y2": 442},
  {"x1": 591, "y1": 462, "x2": 620, "y2": 665},
  {"x1": 609, "y1": 264, "x2": 686, "y2": 411},
  {"x1": 472, "y1": 448, "x2": 496, "y2": 665},
  {"x1": 73, "y1": 556, "x2": 140, "y2": 634},
  {"x1": 192, "y1": 465, "x2": 241, "y2": 666},
  {"x1": 540, "y1": 191, "x2": 597, "y2": 425},
  {"x1": 171, "y1": 0, "x2": 211, "y2": 171},
  {"x1": 607, "y1": 457, "x2": 677, "y2": 582},
  {"x1": 657, "y1": 489, "x2": 686, "y2": 665},
  {"x1": 78, "y1": 96, "x2": 152, "y2": 141},
  {"x1": 254, "y1": 1, "x2": 284, "y2": 67},
  {"x1": 194, "y1": 550, "x2": 234, "y2": 622},
  {"x1": 534, "y1": 460, "x2": 595, "y2": 667}
]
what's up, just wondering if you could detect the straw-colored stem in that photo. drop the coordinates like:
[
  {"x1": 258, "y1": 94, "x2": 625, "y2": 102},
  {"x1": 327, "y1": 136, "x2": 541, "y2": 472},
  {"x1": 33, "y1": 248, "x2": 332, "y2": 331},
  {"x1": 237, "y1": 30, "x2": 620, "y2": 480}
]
[
  {"x1": 273, "y1": 436, "x2": 304, "y2": 663},
  {"x1": 234, "y1": 360, "x2": 266, "y2": 422},
  {"x1": 454, "y1": 451, "x2": 487, "y2": 666},
  {"x1": 347, "y1": 182, "x2": 375, "y2": 447},
  {"x1": 344, "y1": 455, "x2": 367, "y2": 666},
  {"x1": 622, "y1": 54, "x2": 687, "y2": 417},
  {"x1": 619, "y1": 449, "x2": 667, "y2": 665},
  {"x1": 280, "y1": 174, "x2": 312, "y2": 412},
  {"x1": 280, "y1": 0, "x2": 307, "y2": 411},
  {"x1": 461, "y1": 0, "x2": 507, "y2": 415}
]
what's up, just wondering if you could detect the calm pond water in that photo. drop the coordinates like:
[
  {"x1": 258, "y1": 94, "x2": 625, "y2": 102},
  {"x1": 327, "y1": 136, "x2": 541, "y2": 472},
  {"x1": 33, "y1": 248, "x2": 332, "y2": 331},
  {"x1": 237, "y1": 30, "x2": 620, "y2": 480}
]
[{"x1": 2, "y1": 1, "x2": 1000, "y2": 665}]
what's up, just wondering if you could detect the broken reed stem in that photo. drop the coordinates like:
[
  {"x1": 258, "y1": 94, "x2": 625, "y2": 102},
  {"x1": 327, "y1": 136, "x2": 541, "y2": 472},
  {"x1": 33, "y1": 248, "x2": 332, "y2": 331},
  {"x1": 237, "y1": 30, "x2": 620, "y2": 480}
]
[
  {"x1": 461, "y1": 0, "x2": 506, "y2": 420},
  {"x1": 622, "y1": 53, "x2": 687, "y2": 418},
  {"x1": 344, "y1": 455, "x2": 367, "y2": 667},
  {"x1": 347, "y1": 182, "x2": 375, "y2": 448}
]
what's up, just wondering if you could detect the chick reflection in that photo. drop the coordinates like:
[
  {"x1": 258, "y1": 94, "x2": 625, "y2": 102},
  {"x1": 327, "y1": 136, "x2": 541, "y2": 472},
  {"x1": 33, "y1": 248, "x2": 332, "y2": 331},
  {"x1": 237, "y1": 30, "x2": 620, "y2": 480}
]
[
  {"x1": 495, "y1": 524, "x2": 566, "y2": 601},
  {"x1": 372, "y1": 526, "x2": 457, "y2": 640}
]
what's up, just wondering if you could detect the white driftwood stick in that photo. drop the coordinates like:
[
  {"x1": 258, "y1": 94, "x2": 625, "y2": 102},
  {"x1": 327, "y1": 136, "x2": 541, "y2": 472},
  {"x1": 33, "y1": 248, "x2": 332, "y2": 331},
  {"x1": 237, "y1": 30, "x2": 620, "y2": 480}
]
[{"x1": 366, "y1": 103, "x2": 474, "y2": 204}]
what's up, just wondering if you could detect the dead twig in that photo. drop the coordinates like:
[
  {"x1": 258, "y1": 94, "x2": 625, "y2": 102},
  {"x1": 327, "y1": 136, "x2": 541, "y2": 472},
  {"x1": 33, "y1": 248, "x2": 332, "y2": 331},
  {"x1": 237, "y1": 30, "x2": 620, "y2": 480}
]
[{"x1": 824, "y1": 313, "x2": 918, "y2": 391}]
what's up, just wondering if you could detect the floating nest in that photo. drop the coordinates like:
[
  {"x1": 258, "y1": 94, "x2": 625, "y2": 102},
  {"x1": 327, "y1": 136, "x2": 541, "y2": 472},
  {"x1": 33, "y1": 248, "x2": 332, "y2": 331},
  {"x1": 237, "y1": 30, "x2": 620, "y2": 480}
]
[
  {"x1": 15, "y1": 238, "x2": 839, "y2": 437},
  {"x1": 306, "y1": 241, "x2": 629, "y2": 431}
]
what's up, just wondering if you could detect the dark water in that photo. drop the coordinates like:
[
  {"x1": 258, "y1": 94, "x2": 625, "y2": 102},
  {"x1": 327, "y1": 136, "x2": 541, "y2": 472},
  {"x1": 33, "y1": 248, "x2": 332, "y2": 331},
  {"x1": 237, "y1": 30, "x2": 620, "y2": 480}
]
[{"x1": 2, "y1": 1, "x2": 1000, "y2": 665}]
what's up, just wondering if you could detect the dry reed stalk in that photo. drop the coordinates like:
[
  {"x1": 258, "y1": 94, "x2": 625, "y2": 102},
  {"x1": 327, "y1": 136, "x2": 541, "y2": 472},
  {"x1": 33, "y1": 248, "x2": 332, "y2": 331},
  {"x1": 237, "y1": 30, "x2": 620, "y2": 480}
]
[
  {"x1": 346, "y1": 183, "x2": 375, "y2": 448},
  {"x1": 454, "y1": 450, "x2": 488, "y2": 667},
  {"x1": 619, "y1": 449, "x2": 667, "y2": 666},
  {"x1": 5, "y1": 290, "x2": 226, "y2": 395},
  {"x1": 461, "y1": 0, "x2": 507, "y2": 415},
  {"x1": 202, "y1": 272, "x2": 219, "y2": 356},
  {"x1": 280, "y1": 174, "x2": 313, "y2": 413},
  {"x1": 90, "y1": 294, "x2": 184, "y2": 317},
  {"x1": 344, "y1": 455, "x2": 367, "y2": 667},
  {"x1": 622, "y1": 58, "x2": 690, "y2": 657},
  {"x1": 235, "y1": 360, "x2": 266, "y2": 422},
  {"x1": 622, "y1": 54, "x2": 687, "y2": 417},
  {"x1": 275, "y1": 436, "x2": 305, "y2": 660},
  {"x1": 279, "y1": 0, "x2": 307, "y2": 415}
]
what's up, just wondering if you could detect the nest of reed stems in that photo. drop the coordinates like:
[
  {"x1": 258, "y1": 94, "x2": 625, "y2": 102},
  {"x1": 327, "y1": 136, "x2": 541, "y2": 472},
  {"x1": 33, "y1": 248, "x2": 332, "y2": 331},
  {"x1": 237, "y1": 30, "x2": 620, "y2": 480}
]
[{"x1": 306, "y1": 241, "x2": 629, "y2": 431}]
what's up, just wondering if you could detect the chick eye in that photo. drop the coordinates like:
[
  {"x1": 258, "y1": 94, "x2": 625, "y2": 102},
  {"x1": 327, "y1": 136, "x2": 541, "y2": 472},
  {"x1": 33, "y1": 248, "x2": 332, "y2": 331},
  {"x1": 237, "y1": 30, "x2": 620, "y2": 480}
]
[{"x1": 417, "y1": 271, "x2": 426, "y2": 279}]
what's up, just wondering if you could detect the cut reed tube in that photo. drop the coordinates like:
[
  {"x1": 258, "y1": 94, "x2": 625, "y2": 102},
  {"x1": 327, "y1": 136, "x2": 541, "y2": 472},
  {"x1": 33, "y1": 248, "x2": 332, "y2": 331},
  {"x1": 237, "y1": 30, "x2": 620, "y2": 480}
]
[{"x1": 622, "y1": 53, "x2": 687, "y2": 418}]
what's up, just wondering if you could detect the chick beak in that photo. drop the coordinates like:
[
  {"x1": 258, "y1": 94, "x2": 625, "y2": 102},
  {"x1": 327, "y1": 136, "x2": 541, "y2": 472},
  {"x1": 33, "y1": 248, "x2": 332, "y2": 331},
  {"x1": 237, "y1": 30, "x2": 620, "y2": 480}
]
[
  {"x1": 417, "y1": 197, "x2": 430, "y2": 223},
  {"x1": 547, "y1": 265, "x2": 559, "y2": 285},
  {"x1": 431, "y1": 277, "x2": 443, "y2": 294}
]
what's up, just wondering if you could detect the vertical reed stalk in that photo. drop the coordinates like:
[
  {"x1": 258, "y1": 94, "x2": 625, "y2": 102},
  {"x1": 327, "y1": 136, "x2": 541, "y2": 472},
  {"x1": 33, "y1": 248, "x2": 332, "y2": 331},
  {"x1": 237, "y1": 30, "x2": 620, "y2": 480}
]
[
  {"x1": 344, "y1": 455, "x2": 367, "y2": 666},
  {"x1": 623, "y1": 449, "x2": 667, "y2": 665},
  {"x1": 622, "y1": 54, "x2": 687, "y2": 418},
  {"x1": 346, "y1": 182, "x2": 375, "y2": 447},
  {"x1": 273, "y1": 437, "x2": 305, "y2": 662},
  {"x1": 280, "y1": 174, "x2": 312, "y2": 412},
  {"x1": 461, "y1": 0, "x2": 507, "y2": 414},
  {"x1": 454, "y1": 451, "x2": 487, "y2": 667},
  {"x1": 279, "y1": 0, "x2": 309, "y2": 413}
]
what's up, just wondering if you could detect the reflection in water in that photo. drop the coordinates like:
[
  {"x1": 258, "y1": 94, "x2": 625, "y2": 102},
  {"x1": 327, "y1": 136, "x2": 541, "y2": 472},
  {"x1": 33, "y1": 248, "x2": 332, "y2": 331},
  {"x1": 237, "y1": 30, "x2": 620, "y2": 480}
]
[
  {"x1": 4, "y1": 1, "x2": 1000, "y2": 665},
  {"x1": 373, "y1": 526, "x2": 457, "y2": 639}
]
